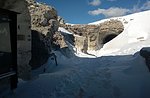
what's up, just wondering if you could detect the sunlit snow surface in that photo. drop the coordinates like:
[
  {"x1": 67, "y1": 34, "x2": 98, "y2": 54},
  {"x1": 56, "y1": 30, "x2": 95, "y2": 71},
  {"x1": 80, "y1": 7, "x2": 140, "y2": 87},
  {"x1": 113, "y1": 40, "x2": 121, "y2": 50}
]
[{"x1": 8, "y1": 10, "x2": 150, "y2": 98}]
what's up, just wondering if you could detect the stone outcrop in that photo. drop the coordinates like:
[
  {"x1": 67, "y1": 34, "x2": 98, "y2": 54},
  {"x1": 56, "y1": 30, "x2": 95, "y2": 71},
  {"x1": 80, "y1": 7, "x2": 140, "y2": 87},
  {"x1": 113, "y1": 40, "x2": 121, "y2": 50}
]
[
  {"x1": 26, "y1": 0, "x2": 67, "y2": 67},
  {"x1": 27, "y1": 0, "x2": 58, "y2": 36},
  {"x1": 61, "y1": 19, "x2": 124, "y2": 52},
  {"x1": 0, "y1": 0, "x2": 32, "y2": 80}
]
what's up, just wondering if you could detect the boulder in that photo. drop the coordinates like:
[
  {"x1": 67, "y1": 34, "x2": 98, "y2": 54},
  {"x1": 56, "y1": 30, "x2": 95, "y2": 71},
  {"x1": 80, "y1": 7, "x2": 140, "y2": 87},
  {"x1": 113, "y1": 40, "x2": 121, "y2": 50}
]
[
  {"x1": 140, "y1": 47, "x2": 150, "y2": 71},
  {"x1": 140, "y1": 48, "x2": 150, "y2": 58}
]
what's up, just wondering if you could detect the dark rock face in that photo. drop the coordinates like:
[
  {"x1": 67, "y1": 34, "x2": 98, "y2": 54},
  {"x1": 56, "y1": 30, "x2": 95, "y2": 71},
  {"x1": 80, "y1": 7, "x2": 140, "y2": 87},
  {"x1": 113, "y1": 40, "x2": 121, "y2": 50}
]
[
  {"x1": 140, "y1": 47, "x2": 150, "y2": 71},
  {"x1": 29, "y1": 30, "x2": 49, "y2": 69},
  {"x1": 26, "y1": 0, "x2": 62, "y2": 69}
]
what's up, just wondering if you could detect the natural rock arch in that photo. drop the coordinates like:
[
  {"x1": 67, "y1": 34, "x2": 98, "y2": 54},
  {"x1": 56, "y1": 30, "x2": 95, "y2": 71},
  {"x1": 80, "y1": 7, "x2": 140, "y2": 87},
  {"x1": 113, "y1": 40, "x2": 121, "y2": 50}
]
[{"x1": 102, "y1": 34, "x2": 118, "y2": 44}]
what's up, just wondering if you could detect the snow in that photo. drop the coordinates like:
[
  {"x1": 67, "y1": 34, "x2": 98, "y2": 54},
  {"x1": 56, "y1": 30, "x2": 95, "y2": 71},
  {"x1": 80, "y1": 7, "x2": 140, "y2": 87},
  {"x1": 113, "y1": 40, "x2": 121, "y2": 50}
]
[
  {"x1": 89, "y1": 10, "x2": 150, "y2": 56},
  {"x1": 65, "y1": 23, "x2": 76, "y2": 26},
  {"x1": 6, "y1": 10, "x2": 150, "y2": 98},
  {"x1": 58, "y1": 27, "x2": 73, "y2": 34}
]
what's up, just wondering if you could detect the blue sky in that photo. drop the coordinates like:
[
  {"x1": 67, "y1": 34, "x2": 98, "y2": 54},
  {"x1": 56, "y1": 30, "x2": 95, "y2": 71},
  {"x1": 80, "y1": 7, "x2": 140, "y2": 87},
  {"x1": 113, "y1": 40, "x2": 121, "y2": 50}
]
[{"x1": 37, "y1": 0, "x2": 150, "y2": 24}]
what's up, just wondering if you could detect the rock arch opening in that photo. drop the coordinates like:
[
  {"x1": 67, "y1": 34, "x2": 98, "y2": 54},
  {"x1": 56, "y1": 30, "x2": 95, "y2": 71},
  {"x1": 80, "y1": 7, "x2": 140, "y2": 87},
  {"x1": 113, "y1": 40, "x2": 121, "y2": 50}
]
[{"x1": 103, "y1": 34, "x2": 118, "y2": 44}]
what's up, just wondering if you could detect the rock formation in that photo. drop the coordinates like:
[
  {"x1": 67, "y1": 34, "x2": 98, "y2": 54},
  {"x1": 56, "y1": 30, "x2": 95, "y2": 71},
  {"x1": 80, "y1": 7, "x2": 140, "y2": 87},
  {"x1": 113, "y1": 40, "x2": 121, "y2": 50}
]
[
  {"x1": 61, "y1": 19, "x2": 124, "y2": 52},
  {"x1": 26, "y1": 0, "x2": 68, "y2": 68},
  {"x1": 27, "y1": 0, "x2": 58, "y2": 36}
]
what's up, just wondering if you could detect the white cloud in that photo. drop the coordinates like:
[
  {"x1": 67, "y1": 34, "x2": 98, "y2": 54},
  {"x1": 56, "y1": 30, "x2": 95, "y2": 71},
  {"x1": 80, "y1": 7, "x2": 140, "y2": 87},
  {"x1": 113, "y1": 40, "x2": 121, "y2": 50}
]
[
  {"x1": 88, "y1": 7, "x2": 129, "y2": 17},
  {"x1": 89, "y1": 0, "x2": 101, "y2": 6},
  {"x1": 131, "y1": 1, "x2": 150, "y2": 13},
  {"x1": 88, "y1": 8, "x2": 104, "y2": 15},
  {"x1": 88, "y1": 1, "x2": 150, "y2": 18},
  {"x1": 140, "y1": 1, "x2": 150, "y2": 10},
  {"x1": 131, "y1": 0, "x2": 142, "y2": 13}
]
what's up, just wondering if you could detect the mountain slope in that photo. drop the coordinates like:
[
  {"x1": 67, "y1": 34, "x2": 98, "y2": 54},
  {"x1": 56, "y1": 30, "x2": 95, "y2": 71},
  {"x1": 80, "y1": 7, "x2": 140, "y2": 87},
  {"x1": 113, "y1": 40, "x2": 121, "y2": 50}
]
[{"x1": 88, "y1": 10, "x2": 150, "y2": 56}]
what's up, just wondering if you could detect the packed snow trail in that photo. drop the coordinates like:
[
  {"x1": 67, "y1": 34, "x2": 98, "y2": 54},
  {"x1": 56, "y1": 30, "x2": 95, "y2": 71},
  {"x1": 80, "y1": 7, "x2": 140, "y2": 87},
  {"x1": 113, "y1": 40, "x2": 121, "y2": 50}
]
[{"x1": 7, "y1": 52, "x2": 150, "y2": 98}]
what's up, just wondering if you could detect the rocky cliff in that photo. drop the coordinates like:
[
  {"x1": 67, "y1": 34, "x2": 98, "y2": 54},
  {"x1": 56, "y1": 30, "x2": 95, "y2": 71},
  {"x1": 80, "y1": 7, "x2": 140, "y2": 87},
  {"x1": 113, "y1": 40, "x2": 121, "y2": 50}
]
[
  {"x1": 27, "y1": 0, "x2": 58, "y2": 35},
  {"x1": 61, "y1": 19, "x2": 124, "y2": 52},
  {"x1": 26, "y1": 0, "x2": 67, "y2": 68}
]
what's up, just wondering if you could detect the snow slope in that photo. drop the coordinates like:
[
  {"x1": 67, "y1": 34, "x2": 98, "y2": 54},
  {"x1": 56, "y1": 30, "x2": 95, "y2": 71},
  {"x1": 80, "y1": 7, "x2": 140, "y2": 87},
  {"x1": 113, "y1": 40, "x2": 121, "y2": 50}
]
[
  {"x1": 7, "y1": 10, "x2": 150, "y2": 98},
  {"x1": 103, "y1": 11, "x2": 150, "y2": 51},
  {"x1": 88, "y1": 10, "x2": 150, "y2": 56}
]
